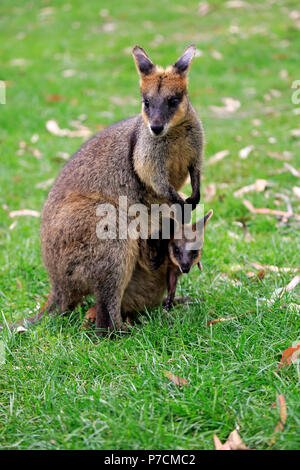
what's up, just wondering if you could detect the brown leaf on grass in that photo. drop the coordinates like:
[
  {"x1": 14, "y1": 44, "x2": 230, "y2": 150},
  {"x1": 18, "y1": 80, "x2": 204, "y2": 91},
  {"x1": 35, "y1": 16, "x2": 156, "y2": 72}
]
[
  {"x1": 266, "y1": 275, "x2": 300, "y2": 309},
  {"x1": 267, "y1": 151, "x2": 291, "y2": 161},
  {"x1": 213, "y1": 434, "x2": 231, "y2": 450},
  {"x1": 46, "y1": 119, "x2": 92, "y2": 138},
  {"x1": 243, "y1": 200, "x2": 300, "y2": 220},
  {"x1": 207, "y1": 317, "x2": 237, "y2": 325},
  {"x1": 239, "y1": 145, "x2": 254, "y2": 159},
  {"x1": 246, "y1": 271, "x2": 256, "y2": 278},
  {"x1": 204, "y1": 183, "x2": 216, "y2": 202},
  {"x1": 274, "y1": 395, "x2": 287, "y2": 433},
  {"x1": 56, "y1": 151, "x2": 70, "y2": 160},
  {"x1": 293, "y1": 186, "x2": 300, "y2": 199},
  {"x1": 290, "y1": 129, "x2": 300, "y2": 138},
  {"x1": 252, "y1": 269, "x2": 265, "y2": 280},
  {"x1": 250, "y1": 263, "x2": 299, "y2": 274},
  {"x1": 284, "y1": 163, "x2": 300, "y2": 178},
  {"x1": 198, "y1": 2, "x2": 211, "y2": 16},
  {"x1": 214, "y1": 430, "x2": 250, "y2": 450},
  {"x1": 246, "y1": 269, "x2": 265, "y2": 280},
  {"x1": 16, "y1": 279, "x2": 22, "y2": 290},
  {"x1": 16, "y1": 326, "x2": 28, "y2": 333},
  {"x1": 82, "y1": 306, "x2": 96, "y2": 329},
  {"x1": 9, "y1": 209, "x2": 40, "y2": 218},
  {"x1": 35, "y1": 178, "x2": 55, "y2": 190},
  {"x1": 210, "y1": 98, "x2": 240, "y2": 117},
  {"x1": 163, "y1": 370, "x2": 188, "y2": 386},
  {"x1": 9, "y1": 220, "x2": 17, "y2": 230},
  {"x1": 206, "y1": 150, "x2": 229, "y2": 165},
  {"x1": 285, "y1": 275, "x2": 300, "y2": 291},
  {"x1": 234, "y1": 179, "x2": 268, "y2": 198},
  {"x1": 46, "y1": 94, "x2": 65, "y2": 103},
  {"x1": 277, "y1": 343, "x2": 300, "y2": 372},
  {"x1": 96, "y1": 123, "x2": 106, "y2": 131}
]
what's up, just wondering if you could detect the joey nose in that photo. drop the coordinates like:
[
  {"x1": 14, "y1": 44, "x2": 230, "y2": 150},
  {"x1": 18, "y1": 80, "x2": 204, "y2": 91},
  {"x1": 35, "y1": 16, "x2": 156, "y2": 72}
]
[
  {"x1": 150, "y1": 124, "x2": 164, "y2": 135},
  {"x1": 181, "y1": 264, "x2": 191, "y2": 274}
]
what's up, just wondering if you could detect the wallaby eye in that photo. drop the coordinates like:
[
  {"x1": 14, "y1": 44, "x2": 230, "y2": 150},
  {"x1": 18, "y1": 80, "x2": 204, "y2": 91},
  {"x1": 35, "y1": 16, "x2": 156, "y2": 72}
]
[
  {"x1": 168, "y1": 97, "x2": 179, "y2": 107},
  {"x1": 144, "y1": 98, "x2": 150, "y2": 108}
]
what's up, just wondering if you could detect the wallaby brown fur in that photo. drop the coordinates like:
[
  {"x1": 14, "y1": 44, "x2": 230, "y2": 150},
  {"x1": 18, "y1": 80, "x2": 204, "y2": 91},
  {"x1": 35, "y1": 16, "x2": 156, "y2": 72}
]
[
  {"x1": 84, "y1": 210, "x2": 213, "y2": 326},
  {"x1": 39, "y1": 45, "x2": 204, "y2": 335}
]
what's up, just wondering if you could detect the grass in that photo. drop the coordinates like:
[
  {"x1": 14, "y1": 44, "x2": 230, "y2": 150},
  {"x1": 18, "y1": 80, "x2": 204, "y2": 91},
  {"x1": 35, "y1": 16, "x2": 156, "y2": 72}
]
[{"x1": 0, "y1": 0, "x2": 300, "y2": 450}]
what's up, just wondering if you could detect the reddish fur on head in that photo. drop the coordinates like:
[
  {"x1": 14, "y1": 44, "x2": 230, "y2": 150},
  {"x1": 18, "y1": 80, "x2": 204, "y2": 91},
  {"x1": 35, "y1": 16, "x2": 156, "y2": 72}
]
[{"x1": 132, "y1": 45, "x2": 196, "y2": 136}]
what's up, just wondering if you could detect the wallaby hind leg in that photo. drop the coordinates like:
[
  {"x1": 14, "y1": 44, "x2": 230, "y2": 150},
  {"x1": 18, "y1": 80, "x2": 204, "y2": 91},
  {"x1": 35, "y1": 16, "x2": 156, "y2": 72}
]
[
  {"x1": 93, "y1": 281, "x2": 126, "y2": 336},
  {"x1": 46, "y1": 284, "x2": 83, "y2": 317}
]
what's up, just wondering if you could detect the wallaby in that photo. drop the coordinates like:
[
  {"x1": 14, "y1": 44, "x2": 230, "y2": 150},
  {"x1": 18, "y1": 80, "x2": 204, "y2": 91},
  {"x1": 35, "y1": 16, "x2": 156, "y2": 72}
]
[
  {"x1": 37, "y1": 45, "x2": 204, "y2": 335},
  {"x1": 84, "y1": 210, "x2": 213, "y2": 327}
]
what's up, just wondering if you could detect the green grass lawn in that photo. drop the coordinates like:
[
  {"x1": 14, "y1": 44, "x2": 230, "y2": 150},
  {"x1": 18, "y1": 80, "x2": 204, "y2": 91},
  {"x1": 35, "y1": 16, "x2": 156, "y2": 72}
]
[{"x1": 0, "y1": 0, "x2": 299, "y2": 450}]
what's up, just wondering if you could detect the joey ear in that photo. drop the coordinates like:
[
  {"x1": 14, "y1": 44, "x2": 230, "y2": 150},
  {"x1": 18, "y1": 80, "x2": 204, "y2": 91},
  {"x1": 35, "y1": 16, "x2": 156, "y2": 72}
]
[
  {"x1": 197, "y1": 261, "x2": 203, "y2": 271},
  {"x1": 192, "y1": 209, "x2": 213, "y2": 232},
  {"x1": 173, "y1": 45, "x2": 196, "y2": 76},
  {"x1": 132, "y1": 46, "x2": 156, "y2": 76},
  {"x1": 203, "y1": 209, "x2": 213, "y2": 227}
]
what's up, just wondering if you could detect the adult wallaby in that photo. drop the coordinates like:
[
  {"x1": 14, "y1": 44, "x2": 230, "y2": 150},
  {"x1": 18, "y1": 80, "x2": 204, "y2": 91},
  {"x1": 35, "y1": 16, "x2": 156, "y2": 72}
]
[
  {"x1": 84, "y1": 210, "x2": 213, "y2": 327},
  {"x1": 39, "y1": 45, "x2": 204, "y2": 335}
]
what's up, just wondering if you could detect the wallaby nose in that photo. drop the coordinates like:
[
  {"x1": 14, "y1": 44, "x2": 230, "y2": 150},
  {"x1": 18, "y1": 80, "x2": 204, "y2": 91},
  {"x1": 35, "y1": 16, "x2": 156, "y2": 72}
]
[{"x1": 150, "y1": 124, "x2": 164, "y2": 136}]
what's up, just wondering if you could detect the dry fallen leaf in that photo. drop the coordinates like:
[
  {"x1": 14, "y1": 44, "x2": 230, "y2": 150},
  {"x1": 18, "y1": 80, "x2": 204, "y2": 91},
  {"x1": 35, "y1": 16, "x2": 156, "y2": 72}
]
[
  {"x1": 274, "y1": 394, "x2": 287, "y2": 432},
  {"x1": 46, "y1": 119, "x2": 92, "y2": 138},
  {"x1": 267, "y1": 151, "x2": 291, "y2": 161},
  {"x1": 277, "y1": 343, "x2": 300, "y2": 372},
  {"x1": 234, "y1": 179, "x2": 267, "y2": 197},
  {"x1": 285, "y1": 275, "x2": 300, "y2": 291},
  {"x1": 198, "y1": 2, "x2": 211, "y2": 16},
  {"x1": 9, "y1": 220, "x2": 17, "y2": 230},
  {"x1": 251, "y1": 263, "x2": 298, "y2": 274},
  {"x1": 163, "y1": 370, "x2": 188, "y2": 386},
  {"x1": 16, "y1": 326, "x2": 28, "y2": 333},
  {"x1": 46, "y1": 94, "x2": 65, "y2": 103},
  {"x1": 293, "y1": 186, "x2": 300, "y2": 199},
  {"x1": 206, "y1": 150, "x2": 229, "y2": 165},
  {"x1": 82, "y1": 306, "x2": 96, "y2": 329},
  {"x1": 214, "y1": 429, "x2": 250, "y2": 450},
  {"x1": 239, "y1": 145, "x2": 254, "y2": 159},
  {"x1": 204, "y1": 183, "x2": 216, "y2": 202},
  {"x1": 290, "y1": 128, "x2": 300, "y2": 138},
  {"x1": 207, "y1": 316, "x2": 237, "y2": 325},
  {"x1": 9, "y1": 209, "x2": 40, "y2": 218},
  {"x1": 35, "y1": 178, "x2": 55, "y2": 190},
  {"x1": 210, "y1": 97, "x2": 241, "y2": 117},
  {"x1": 284, "y1": 163, "x2": 300, "y2": 178},
  {"x1": 243, "y1": 200, "x2": 300, "y2": 220},
  {"x1": 266, "y1": 275, "x2": 300, "y2": 309}
]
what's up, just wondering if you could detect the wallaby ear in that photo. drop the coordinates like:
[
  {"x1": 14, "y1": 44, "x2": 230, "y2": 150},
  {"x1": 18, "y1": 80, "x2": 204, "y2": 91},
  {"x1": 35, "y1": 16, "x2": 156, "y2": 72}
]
[
  {"x1": 173, "y1": 45, "x2": 196, "y2": 76},
  {"x1": 132, "y1": 46, "x2": 156, "y2": 77},
  {"x1": 204, "y1": 209, "x2": 213, "y2": 227}
]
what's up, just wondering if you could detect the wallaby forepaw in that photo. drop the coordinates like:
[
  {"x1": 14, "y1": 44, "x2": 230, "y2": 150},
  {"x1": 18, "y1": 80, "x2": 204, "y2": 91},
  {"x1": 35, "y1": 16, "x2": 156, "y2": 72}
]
[{"x1": 185, "y1": 195, "x2": 200, "y2": 210}]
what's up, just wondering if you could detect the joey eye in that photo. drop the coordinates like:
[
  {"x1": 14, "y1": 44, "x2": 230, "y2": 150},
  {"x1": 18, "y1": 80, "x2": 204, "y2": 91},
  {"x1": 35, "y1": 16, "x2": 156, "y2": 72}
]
[
  {"x1": 168, "y1": 97, "x2": 179, "y2": 107},
  {"x1": 144, "y1": 98, "x2": 150, "y2": 108},
  {"x1": 173, "y1": 246, "x2": 180, "y2": 255}
]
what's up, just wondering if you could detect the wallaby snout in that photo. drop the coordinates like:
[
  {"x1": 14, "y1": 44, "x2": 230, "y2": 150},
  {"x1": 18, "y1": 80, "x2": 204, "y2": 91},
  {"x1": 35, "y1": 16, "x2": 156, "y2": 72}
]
[{"x1": 150, "y1": 122, "x2": 164, "y2": 136}]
